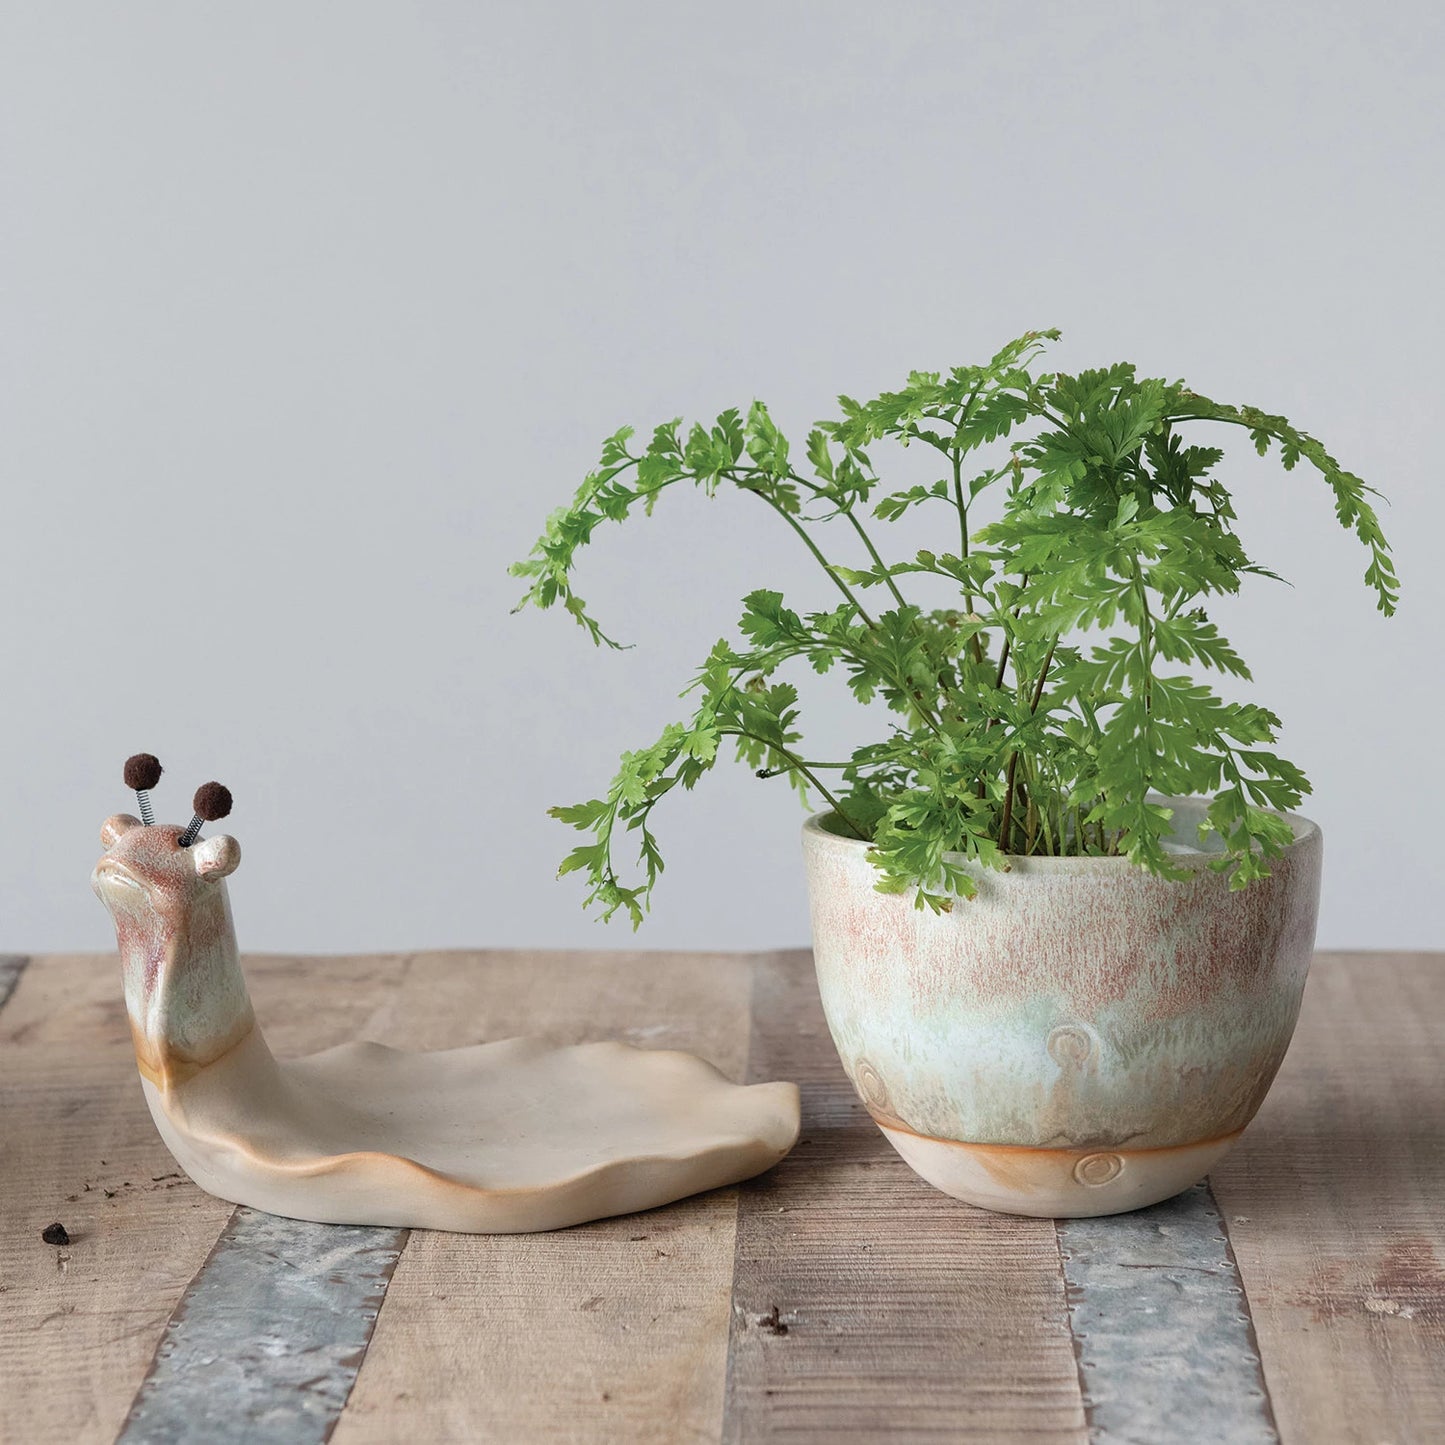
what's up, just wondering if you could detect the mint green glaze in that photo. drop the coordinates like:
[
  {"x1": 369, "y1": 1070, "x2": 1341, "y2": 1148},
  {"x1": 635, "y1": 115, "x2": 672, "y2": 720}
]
[{"x1": 802, "y1": 799, "x2": 1321, "y2": 1155}]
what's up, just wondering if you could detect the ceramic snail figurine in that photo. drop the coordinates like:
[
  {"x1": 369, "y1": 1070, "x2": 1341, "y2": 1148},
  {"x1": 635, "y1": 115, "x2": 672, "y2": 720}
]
[{"x1": 91, "y1": 757, "x2": 800, "y2": 1232}]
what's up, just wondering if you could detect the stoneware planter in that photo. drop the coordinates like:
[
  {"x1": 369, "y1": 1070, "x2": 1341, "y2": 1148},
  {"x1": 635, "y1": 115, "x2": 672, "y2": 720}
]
[{"x1": 802, "y1": 797, "x2": 1321, "y2": 1217}]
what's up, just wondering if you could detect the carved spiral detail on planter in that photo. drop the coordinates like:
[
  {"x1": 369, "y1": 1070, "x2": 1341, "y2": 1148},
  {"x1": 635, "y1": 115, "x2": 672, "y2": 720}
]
[
  {"x1": 1046, "y1": 1022, "x2": 1098, "y2": 1068},
  {"x1": 1073, "y1": 1152, "x2": 1124, "y2": 1187},
  {"x1": 854, "y1": 1058, "x2": 892, "y2": 1113}
]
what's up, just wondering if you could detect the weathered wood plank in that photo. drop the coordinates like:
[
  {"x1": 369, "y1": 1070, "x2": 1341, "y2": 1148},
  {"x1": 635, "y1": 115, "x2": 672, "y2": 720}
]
[
  {"x1": 118, "y1": 1209, "x2": 407, "y2": 1445},
  {"x1": 6, "y1": 947, "x2": 1442, "y2": 1444},
  {"x1": 723, "y1": 950, "x2": 1086, "y2": 1443},
  {"x1": 1058, "y1": 1182, "x2": 1278, "y2": 1444},
  {"x1": 0, "y1": 952, "x2": 414, "y2": 1445},
  {"x1": 0, "y1": 954, "x2": 236, "y2": 1445},
  {"x1": 332, "y1": 948, "x2": 759, "y2": 1445},
  {"x1": 1211, "y1": 952, "x2": 1445, "y2": 1445}
]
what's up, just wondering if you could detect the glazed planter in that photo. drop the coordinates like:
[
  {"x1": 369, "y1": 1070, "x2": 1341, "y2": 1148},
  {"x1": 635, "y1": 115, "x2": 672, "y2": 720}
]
[{"x1": 802, "y1": 798, "x2": 1321, "y2": 1217}]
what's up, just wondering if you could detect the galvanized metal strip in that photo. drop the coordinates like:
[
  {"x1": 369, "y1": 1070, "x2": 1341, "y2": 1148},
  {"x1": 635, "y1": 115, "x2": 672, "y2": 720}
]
[
  {"x1": 1058, "y1": 1180, "x2": 1278, "y2": 1444},
  {"x1": 118, "y1": 1206, "x2": 408, "y2": 1445},
  {"x1": 0, "y1": 954, "x2": 28, "y2": 1012}
]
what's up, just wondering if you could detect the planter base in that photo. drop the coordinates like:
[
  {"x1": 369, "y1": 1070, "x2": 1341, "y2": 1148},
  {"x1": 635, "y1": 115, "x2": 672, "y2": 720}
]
[{"x1": 877, "y1": 1123, "x2": 1242, "y2": 1218}]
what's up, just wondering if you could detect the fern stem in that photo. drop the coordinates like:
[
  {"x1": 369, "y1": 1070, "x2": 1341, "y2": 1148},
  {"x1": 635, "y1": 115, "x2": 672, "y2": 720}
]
[
  {"x1": 723, "y1": 728, "x2": 867, "y2": 839},
  {"x1": 841, "y1": 507, "x2": 910, "y2": 613},
  {"x1": 745, "y1": 485, "x2": 874, "y2": 624},
  {"x1": 997, "y1": 637, "x2": 1058, "y2": 854}
]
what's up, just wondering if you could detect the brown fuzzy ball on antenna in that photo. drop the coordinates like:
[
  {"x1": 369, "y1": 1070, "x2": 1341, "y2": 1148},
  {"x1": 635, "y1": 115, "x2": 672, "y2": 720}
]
[
  {"x1": 123, "y1": 753, "x2": 163, "y2": 826},
  {"x1": 178, "y1": 782, "x2": 233, "y2": 848}
]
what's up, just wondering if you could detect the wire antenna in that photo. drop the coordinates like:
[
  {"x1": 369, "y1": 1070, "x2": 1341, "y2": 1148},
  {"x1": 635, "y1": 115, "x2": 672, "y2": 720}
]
[
  {"x1": 178, "y1": 782, "x2": 232, "y2": 847},
  {"x1": 123, "y1": 754, "x2": 163, "y2": 826}
]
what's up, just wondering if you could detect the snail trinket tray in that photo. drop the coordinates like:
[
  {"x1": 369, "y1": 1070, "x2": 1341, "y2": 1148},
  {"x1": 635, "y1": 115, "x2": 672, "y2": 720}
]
[{"x1": 91, "y1": 760, "x2": 800, "y2": 1232}]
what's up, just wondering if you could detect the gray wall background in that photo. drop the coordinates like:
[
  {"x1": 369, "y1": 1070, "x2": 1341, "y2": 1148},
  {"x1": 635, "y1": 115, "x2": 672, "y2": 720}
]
[{"x1": 3, "y1": 2, "x2": 1440, "y2": 955}]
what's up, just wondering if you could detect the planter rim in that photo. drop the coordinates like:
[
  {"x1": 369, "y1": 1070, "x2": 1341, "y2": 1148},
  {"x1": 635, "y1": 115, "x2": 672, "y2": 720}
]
[{"x1": 802, "y1": 795, "x2": 1320, "y2": 877}]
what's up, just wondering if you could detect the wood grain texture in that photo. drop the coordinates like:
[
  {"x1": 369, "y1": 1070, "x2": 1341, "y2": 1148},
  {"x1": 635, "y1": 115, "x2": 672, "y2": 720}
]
[
  {"x1": 0, "y1": 952, "x2": 414, "y2": 1445},
  {"x1": 0, "y1": 953, "x2": 235, "y2": 1445},
  {"x1": 723, "y1": 951, "x2": 1086, "y2": 1443},
  {"x1": 1211, "y1": 952, "x2": 1445, "y2": 1445},
  {"x1": 4, "y1": 948, "x2": 1442, "y2": 1445},
  {"x1": 332, "y1": 949, "x2": 760, "y2": 1445}
]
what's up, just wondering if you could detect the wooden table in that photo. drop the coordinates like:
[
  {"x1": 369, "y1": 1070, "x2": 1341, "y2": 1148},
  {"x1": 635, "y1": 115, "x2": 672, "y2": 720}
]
[{"x1": 1, "y1": 949, "x2": 1441, "y2": 1443}]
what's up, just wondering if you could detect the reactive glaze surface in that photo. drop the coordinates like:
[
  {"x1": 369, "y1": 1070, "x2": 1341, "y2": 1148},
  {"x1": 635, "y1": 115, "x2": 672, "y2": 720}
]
[
  {"x1": 92, "y1": 816, "x2": 799, "y2": 1232},
  {"x1": 802, "y1": 799, "x2": 1321, "y2": 1216}
]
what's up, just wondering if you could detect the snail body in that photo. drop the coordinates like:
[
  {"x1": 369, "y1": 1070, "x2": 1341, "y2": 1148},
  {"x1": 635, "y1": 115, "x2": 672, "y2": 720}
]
[{"x1": 92, "y1": 808, "x2": 799, "y2": 1232}]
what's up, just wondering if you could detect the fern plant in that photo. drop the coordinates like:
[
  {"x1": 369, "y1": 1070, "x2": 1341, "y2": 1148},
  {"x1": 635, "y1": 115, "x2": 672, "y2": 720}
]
[{"x1": 512, "y1": 331, "x2": 1396, "y2": 924}]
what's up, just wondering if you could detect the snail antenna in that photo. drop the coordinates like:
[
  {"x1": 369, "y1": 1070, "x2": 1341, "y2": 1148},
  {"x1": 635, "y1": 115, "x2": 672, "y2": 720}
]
[
  {"x1": 123, "y1": 754, "x2": 163, "y2": 826},
  {"x1": 178, "y1": 782, "x2": 233, "y2": 848}
]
